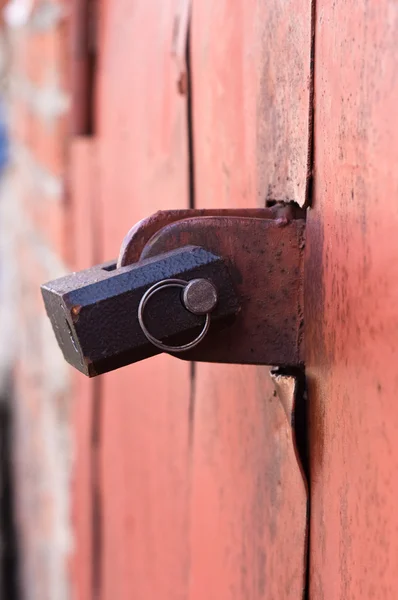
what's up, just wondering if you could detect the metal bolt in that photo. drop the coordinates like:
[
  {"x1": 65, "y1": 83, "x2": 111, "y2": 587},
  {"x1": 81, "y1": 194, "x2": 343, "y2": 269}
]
[{"x1": 182, "y1": 278, "x2": 218, "y2": 315}]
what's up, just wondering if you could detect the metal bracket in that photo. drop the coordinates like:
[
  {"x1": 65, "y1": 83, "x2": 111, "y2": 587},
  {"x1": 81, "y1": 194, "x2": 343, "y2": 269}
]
[
  {"x1": 41, "y1": 208, "x2": 305, "y2": 376},
  {"x1": 119, "y1": 207, "x2": 305, "y2": 367}
]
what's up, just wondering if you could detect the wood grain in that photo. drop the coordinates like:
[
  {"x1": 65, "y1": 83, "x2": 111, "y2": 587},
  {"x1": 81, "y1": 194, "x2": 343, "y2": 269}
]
[
  {"x1": 306, "y1": 1, "x2": 398, "y2": 597},
  {"x1": 96, "y1": 1, "x2": 191, "y2": 598},
  {"x1": 190, "y1": 0, "x2": 313, "y2": 208},
  {"x1": 188, "y1": 1, "x2": 311, "y2": 597}
]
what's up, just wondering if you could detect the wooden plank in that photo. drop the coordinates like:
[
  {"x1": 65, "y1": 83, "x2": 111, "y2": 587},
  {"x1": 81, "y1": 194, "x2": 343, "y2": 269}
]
[
  {"x1": 189, "y1": 2, "x2": 310, "y2": 598},
  {"x1": 96, "y1": 1, "x2": 191, "y2": 598},
  {"x1": 190, "y1": 0, "x2": 313, "y2": 208},
  {"x1": 188, "y1": 365, "x2": 308, "y2": 600},
  {"x1": 306, "y1": 2, "x2": 398, "y2": 598},
  {"x1": 256, "y1": 0, "x2": 314, "y2": 206}
]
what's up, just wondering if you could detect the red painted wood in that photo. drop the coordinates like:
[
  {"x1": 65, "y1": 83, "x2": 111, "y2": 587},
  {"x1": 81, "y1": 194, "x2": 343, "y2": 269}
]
[
  {"x1": 306, "y1": 2, "x2": 398, "y2": 598},
  {"x1": 96, "y1": 1, "x2": 191, "y2": 599},
  {"x1": 188, "y1": 2, "x2": 310, "y2": 597},
  {"x1": 190, "y1": 0, "x2": 313, "y2": 208},
  {"x1": 188, "y1": 366, "x2": 308, "y2": 600}
]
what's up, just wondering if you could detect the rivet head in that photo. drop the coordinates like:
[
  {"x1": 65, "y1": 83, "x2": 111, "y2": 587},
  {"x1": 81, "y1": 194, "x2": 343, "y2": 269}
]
[{"x1": 182, "y1": 278, "x2": 218, "y2": 315}]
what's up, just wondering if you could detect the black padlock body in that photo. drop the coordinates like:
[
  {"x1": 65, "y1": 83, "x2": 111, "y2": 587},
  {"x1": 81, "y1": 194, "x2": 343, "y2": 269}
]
[{"x1": 41, "y1": 246, "x2": 239, "y2": 376}]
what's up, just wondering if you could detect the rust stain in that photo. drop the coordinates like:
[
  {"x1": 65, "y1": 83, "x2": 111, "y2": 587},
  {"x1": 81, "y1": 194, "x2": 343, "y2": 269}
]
[
  {"x1": 140, "y1": 215, "x2": 306, "y2": 367},
  {"x1": 71, "y1": 304, "x2": 82, "y2": 320},
  {"x1": 118, "y1": 207, "x2": 284, "y2": 268}
]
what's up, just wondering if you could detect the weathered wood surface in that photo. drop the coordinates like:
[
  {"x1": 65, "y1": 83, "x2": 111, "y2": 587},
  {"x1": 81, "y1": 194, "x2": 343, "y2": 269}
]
[
  {"x1": 96, "y1": 1, "x2": 191, "y2": 598},
  {"x1": 190, "y1": 0, "x2": 313, "y2": 208},
  {"x1": 306, "y1": 1, "x2": 398, "y2": 597},
  {"x1": 188, "y1": 1, "x2": 311, "y2": 597}
]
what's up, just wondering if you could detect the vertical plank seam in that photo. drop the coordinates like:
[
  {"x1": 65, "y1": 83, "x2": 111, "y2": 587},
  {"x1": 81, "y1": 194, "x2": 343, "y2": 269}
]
[
  {"x1": 88, "y1": 17, "x2": 102, "y2": 588},
  {"x1": 304, "y1": 2, "x2": 318, "y2": 596},
  {"x1": 91, "y1": 378, "x2": 103, "y2": 600},
  {"x1": 185, "y1": 11, "x2": 196, "y2": 593},
  {"x1": 186, "y1": 20, "x2": 196, "y2": 211},
  {"x1": 90, "y1": 143, "x2": 103, "y2": 600},
  {"x1": 185, "y1": 5, "x2": 196, "y2": 448},
  {"x1": 70, "y1": 0, "x2": 98, "y2": 136},
  {"x1": 305, "y1": 0, "x2": 317, "y2": 207}
]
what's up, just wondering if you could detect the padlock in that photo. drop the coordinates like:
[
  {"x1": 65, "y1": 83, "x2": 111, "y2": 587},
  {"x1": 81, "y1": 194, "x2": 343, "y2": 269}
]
[{"x1": 41, "y1": 208, "x2": 305, "y2": 377}]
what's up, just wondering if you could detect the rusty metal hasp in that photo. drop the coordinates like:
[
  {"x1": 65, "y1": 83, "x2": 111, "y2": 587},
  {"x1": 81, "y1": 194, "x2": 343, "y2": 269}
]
[{"x1": 41, "y1": 208, "x2": 305, "y2": 377}]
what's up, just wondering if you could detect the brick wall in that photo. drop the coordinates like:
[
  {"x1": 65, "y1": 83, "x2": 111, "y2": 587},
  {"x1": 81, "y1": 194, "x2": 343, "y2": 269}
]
[{"x1": 0, "y1": 2, "x2": 74, "y2": 598}]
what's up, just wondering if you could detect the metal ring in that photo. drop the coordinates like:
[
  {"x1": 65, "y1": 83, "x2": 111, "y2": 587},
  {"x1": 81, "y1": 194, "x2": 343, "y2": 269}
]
[{"x1": 138, "y1": 278, "x2": 211, "y2": 353}]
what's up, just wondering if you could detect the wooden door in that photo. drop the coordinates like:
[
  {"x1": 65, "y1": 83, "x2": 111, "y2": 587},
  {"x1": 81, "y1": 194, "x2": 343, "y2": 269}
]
[
  {"x1": 70, "y1": 1, "x2": 312, "y2": 599},
  {"x1": 71, "y1": 1, "x2": 398, "y2": 599}
]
